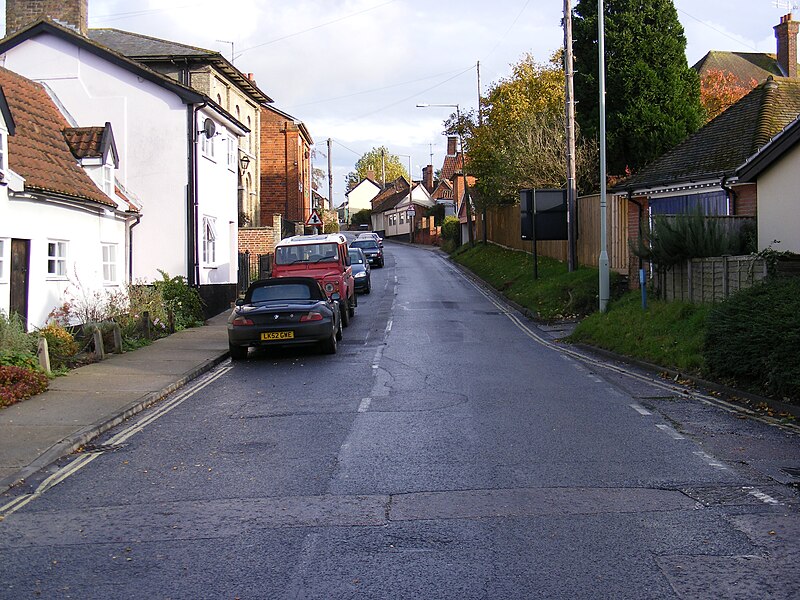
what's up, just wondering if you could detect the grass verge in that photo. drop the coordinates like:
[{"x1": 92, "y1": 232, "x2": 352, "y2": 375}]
[
  {"x1": 451, "y1": 242, "x2": 617, "y2": 320},
  {"x1": 567, "y1": 291, "x2": 711, "y2": 374}
]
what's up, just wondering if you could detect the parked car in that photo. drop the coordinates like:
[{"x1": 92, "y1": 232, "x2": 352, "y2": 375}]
[
  {"x1": 271, "y1": 233, "x2": 356, "y2": 327},
  {"x1": 227, "y1": 277, "x2": 342, "y2": 359},
  {"x1": 348, "y1": 247, "x2": 371, "y2": 294},
  {"x1": 357, "y1": 231, "x2": 383, "y2": 248},
  {"x1": 350, "y1": 239, "x2": 384, "y2": 268}
]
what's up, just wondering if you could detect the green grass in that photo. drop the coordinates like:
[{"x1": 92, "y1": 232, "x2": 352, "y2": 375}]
[
  {"x1": 451, "y1": 242, "x2": 615, "y2": 320},
  {"x1": 568, "y1": 291, "x2": 712, "y2": 373}
]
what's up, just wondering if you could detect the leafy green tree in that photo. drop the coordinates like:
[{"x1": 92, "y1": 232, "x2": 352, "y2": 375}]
[
  {"x1": 346, "y1": 146, "x2": 407, "y2": 190},
  {"x1": 572, "y1": 0, "x2": 704, "y2": 177},
  {"x1": 450, "y1": 53, "x2": 597, "y2": 206},
  {"x1": 351, "y1": 208, "x2": 372, "y2": 227}
]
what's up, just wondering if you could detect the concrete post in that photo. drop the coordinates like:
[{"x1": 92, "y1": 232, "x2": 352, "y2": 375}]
[{"x1": 37, "y1": 337, "x2": 51, "y2": 372}]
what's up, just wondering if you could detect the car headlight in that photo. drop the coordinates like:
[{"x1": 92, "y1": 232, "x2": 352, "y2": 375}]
[
  {"x1": 324, "y1": 282, "x2": 335, "y2": 293},
  {"x1": 355, "y1": 271, "x2": 366, "y2": 278}
]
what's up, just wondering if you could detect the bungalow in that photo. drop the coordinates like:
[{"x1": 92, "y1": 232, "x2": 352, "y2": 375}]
[
  {"x1": 612, "y1": 76, "x2": 800, "y2": 281},
  {"x1": 370, "y1": 177, "x2": 434, "y2": 240},
  {"x1": 0, "y1": 66, "x2": 139, "y2": 329},
  {"x1": 0, "y1": 19, "x2": 248, "y2": 317}
]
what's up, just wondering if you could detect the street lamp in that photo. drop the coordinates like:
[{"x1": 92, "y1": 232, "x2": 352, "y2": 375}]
[
  {"x1": 416, "y1": 103, "x2": 475, "y2": 246},
  {"x1": 397, "y1": 153, "x2": 415, "y2": 243},
  {"x1": 597, "y1": 0, "x2": 610, "y2": 312}
]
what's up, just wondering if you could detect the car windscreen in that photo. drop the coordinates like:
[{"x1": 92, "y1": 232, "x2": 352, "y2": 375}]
[
  {"x1": 249, "y1": 284, "x2": 315, "y2": 303},
  {"x1": 348, "y1": 250, "x2": 365, "y2": 264},
  {"x1": 275, "y1": 243, "x2": 339, "y2": 265},
  {"x1": 350, "y1": 240, "x2": 378, "y2": 249}
]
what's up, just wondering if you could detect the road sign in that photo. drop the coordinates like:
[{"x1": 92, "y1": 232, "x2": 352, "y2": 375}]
[
  {"x1": 305, "y1": 210, "x2": 323, "y2": 227},
  {"x1": 406, "y1": 206, "x2": 416, "y2": 216}
]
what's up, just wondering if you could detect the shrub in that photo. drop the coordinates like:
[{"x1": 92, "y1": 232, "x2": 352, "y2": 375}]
[
  {"x1": 351, "y1": 209, "x2": 372, "y2": 227},
  {"x1": 153, "y1": 270, "x2": 205, "y2": 330},
  {"x1": 0, "y1": 350, "x2": 41, "y2": 371},
  {"x1": 704, "y1": 277, "x2": 800, "y2": 401},
  {"x1": 0, "y1": 365, "x2": 49, "y2": 407},
  {"x1": 37, "y1": 322, "x2": 80, "y2": 369},
  {"x1": 0, "y1": 310, "x2": 35, "y2": 355}
]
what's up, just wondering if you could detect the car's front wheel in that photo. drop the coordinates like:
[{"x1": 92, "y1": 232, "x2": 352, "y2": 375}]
[
  {"x1": 229, "y1": 343, "x2": 248, "y2": 360},
  {"x1": 348, "y1": 294, "x2": 356, "y2": 317},
  {"x1": 340, "y1": 298, "x2": 350, "y2": 327}
]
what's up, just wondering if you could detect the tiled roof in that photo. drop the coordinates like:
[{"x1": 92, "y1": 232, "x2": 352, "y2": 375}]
[
  {"x1": 89, "y1": 27, "x2": 273, "y2": 104},
  {"x1": 0, "y1": 66, "x2": 116, "y2": 207},
  {"x1": 89, "y1": 28, "x2": 214, "y2": 58},
  {"x1": 613, "y1": 76, "x2": 800, "y2": 192},
  {"x1": 693, "y1": 51, "x2": 784, "y2": 84},
  {"x1": 63, "y1": 126, "x2": 105, "y2": 159},
  {"x1": 371, "y1": 177, "x2": 410, "y2": 213},
  {"x1": 441, "y1": 152, "x2": 463, "y2": 181}
]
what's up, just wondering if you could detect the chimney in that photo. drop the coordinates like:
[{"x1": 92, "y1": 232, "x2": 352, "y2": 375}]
[
  {"x1": 447, "y1": 136, "x2": 458, "y2": 156},
  {"x1": 6, "y1": 0, "x2": 89, "y2": 36},
  {"x1": 366, "y1": 169, "x2": 375, "y2": 182},
  {"x1": 248, "y1": 73, "x2": 256, "y2": 83},
  {"x1": 423, "y1": 165, "x2": 434, "y2": 191},
  {"x1": 775, "y1": 13, "x2": 799, "y2": 78}
]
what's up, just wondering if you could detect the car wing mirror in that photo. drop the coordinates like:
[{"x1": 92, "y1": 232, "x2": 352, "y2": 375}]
[{"x1": 235, "y1": 298, "x2": 244, "y2": 306}]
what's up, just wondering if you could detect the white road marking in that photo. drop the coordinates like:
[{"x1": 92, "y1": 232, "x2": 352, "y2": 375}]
[
  {"x1": 630, "y1": 403, "x2": 652, "y2": 416},
  {"x1": 358, "y1": 397, "x2": 372, "y2": 413},
  {"x1": 743, "y1": 487, "x2": 781, "y2": 505},
  {"x1": 385, "y1": 319, "x2": 393, "y2": 334},
  {"x1": 692, "y1": 450, "x2": 729, "y2": 469},
  {"x1": 656, "y1": 424, "x2": 685, "y2": 440},
  {"x1": 0, "y1": 364, "x2": 232, "y2": 520}
]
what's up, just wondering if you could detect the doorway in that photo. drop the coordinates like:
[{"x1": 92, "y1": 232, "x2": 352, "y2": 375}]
[{"x1": 10, "y1": 238, "x2": 30, "y2": 330}]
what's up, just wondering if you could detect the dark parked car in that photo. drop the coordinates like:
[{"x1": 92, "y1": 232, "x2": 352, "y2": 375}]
[
  {"x1": 348, "y1": 247, "x2": 371, "y2": 294},
  {"x1": 227, "y1": 277, "x2": 342, "y2": 359},
  {"x1": 350, "y1": 239, "x2": 384, "y2": 267}
]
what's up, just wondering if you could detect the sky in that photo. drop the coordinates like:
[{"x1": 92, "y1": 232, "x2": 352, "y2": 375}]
[{"x1": 0, "y1": 0, "x2": 787, "y2": 207}]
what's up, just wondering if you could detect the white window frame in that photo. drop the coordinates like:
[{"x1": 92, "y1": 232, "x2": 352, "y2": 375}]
[
  {"x1": 0, "y1": 131, "x2": 5, "y2": 171},
  {"x1": 228, "y1": 137, "x2": 236, "y2": 171},
  {"x1": 102, "y1": 164, "x2": 114, "y2": 196},
  {"x1": 201, "y1": 131, "x2": 215, "y2": 160},
  {"x1": 47, "y1": 240, "x2": 68, "y2": 278},
  {"x1": 202, "y1": 216, "x2": 217, "y2": 265},
  {"x1": 102, "y1": 243, "x2": 118, "y2": 285}
]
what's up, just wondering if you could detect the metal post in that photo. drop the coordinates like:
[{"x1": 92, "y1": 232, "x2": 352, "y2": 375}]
[
  {"x1": 598, "y1": 0, "x2": 610, "y2": 312},
  {"x1": 564, "y1": 0, "x2": 578, "y2": 272},
  {"x1": 327, "y1": 138, "x2": 333, "y2": 212}
]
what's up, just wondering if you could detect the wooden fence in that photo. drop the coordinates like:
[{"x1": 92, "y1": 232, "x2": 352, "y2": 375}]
[
  {"x1": 477, "y1": 194, "x2": 629, "y2": 273},
  {"x1": 655, "y1": 255, "x2": 767, "y2": 303}
]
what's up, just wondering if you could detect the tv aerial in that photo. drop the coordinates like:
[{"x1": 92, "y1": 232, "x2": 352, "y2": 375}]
[{"x1": 774, "y1": 1, "x2": 800, "y2": 11}]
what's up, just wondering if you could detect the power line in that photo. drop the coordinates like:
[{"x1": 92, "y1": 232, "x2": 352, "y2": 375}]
[
  {"x1": 235, "y1": 0, "x2": 398, "y2": 58},
  {"x1": 676, "y1": 8, "x2": 760, "y2": 52},
  {"x1": 485, "y1": 0, "x2": 533, "y2": 59}
]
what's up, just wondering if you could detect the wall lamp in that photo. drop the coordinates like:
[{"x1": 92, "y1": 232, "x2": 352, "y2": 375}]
[{"x1": 239, "y1": 153, "x2": 251, "y2": 172}]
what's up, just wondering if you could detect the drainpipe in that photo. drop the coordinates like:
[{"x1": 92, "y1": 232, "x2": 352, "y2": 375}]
[
  {"x1": 720, "y1": 174, "x2": 735, "y2": 215},
  {"x1": 627, "y1": 191, "x2": 647, "y2": 310},
  {"x1": 127, "y1": 213, "x2": 141, "y2": 282},
  {"x1": 188, "y1": 101, "x2": 208, "y2": 287},
  {"x1": 283, "y1": 122, "x2": 290, "y2": 224}
]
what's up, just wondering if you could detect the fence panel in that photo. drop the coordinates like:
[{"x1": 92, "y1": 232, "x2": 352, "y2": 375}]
[
  {"x1": 655, "y1": 255, "x2": 767, "y2": 303},
  {"x1": 480, "y1": 194, "x2": 628, "y2": 273}
]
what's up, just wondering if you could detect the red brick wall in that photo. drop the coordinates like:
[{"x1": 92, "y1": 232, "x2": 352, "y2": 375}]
[
  {"x1": 238, "y1": 227, "x2": 277, "y2": 256},
  {"x1": 260, "y1": 108, "x2": 311, "y2": 226},
  {"x1": 7, "y1": 0, "x2": 88, "y2": 35},
  {"x1": 733, "y1": 183, "x2": 757, "y2": 217}
]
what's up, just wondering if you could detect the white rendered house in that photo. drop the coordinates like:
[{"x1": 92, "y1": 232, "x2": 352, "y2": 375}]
[{"x1": 0, "y1": 20, "x2": 247, "y2": 317}]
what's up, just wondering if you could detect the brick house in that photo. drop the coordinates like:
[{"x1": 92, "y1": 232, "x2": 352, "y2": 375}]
[{"x1": 260, "y1": 105, "x2": 313, "y2": 232}]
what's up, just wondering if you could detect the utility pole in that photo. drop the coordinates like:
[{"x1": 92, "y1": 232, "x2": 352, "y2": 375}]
[
  {"x1": 381, "y1": 148, "x2": 386, "y2": 187},
  {"x1": 327, "y1": 138, "x2": 333, "y2": 213},
  {"x1": 564, "y1": 0, "x2": 578, "y2": 272},
  {"x1": 477, "y1": 61, "x2": 482, "y2": 124},
  {"x1": 598, "y1": 0, "x2": 610, "y2": 311}
]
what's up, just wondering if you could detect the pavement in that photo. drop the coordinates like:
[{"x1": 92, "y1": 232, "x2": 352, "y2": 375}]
[{"x1": 0, "y1": 311, "x2": 231, "y2": 494}]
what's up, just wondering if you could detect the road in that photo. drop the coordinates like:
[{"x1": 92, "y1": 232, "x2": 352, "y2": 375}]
[{"x1": 2, "y1": 241, "x2": 800, "y2": 599}]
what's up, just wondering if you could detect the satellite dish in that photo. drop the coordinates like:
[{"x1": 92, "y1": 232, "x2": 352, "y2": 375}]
[{"x1": 202, "y1": 118, "x2": 216, "y2": 139}]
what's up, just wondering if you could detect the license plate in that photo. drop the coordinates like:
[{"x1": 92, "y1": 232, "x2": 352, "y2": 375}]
[{"x1": 261, "y1": 331, "x2": 294, "y2": 340}]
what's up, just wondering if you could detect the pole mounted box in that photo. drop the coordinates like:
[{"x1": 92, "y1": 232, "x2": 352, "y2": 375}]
[{"x1": 520, "y1": 189, "x2": 569, "y2": 241}]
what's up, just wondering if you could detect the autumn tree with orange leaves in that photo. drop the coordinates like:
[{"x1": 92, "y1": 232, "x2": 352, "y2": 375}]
[{"x1": 700, "y1": 69, "x2": 758, "y2": 122}]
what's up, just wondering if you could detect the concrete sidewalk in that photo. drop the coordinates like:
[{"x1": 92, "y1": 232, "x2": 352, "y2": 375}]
[{"x1": 0, "y1": 312, "x2": 231, "y2": 494}]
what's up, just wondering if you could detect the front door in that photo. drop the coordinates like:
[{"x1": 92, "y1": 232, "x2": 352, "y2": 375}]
[{"x1": 10, "y1": 238, "x2": 30, "y2": 331}]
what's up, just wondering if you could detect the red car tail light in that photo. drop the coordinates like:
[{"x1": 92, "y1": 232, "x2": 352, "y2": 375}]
[
  {"x1": 300, "y1": 312, "x2": 324, "y2": 322},
  {"x1": 232, "y1": 316, "x2": 255, "y2": 326}
]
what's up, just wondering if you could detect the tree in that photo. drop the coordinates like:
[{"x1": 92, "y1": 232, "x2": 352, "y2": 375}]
[
  {"x1": 453, "y1": 53, "x2": 597, "y2": 206},
  {"x1": 572, "y1": 0, "x2": 704, "y2": 177},
  {"x1": 700, "y1": 69, "x2": 758, "y2": 123},
  {"x1": 351, "y1": 208, "x2": 372, "y2": 227},
  {"x1": 346, "y1": 146, "x2": 408, "y2": 190}
]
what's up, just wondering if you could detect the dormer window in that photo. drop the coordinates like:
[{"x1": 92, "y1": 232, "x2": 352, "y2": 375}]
[{"x1": 103, "y1": 163, "x2": 113, "y2": 196}]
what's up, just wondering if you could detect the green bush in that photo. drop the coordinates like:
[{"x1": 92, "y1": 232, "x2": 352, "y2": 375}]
[
  {"x1": 704, "y1": 277, "x2": 800, "y2": 401},
  {"x1": 0, "y1": 310, "x2": 35, "y2": 355},
  {"x1": 441, "y1": 216, "x2": 461, "y2": 248},
  {"x1": 0, "y1": 365, "x2": 49, "y2": 407},
  {"x1": 351, "y1": 209, "x2": 372, "y2": 227},
  {"x1": 0, "y1": 350, "x2": 41, "y2": 371},
  {"x1": 154, "y1": 270, "x2": 205, "y2": 329}
]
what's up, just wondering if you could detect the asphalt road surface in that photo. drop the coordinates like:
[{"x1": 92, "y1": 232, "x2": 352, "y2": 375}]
[{"x1": 2, "y1": 241, "x2": 800, "y2": 599}]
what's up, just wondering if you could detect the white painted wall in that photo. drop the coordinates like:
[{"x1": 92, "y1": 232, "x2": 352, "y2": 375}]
[
  {"x1": 755, "y1": 142, "x2": 800, "y2": 253},
  {"x1": 346, "y1": 179, "x2": 380, "y2": 220},
  {"x1": 1, "y1": 33, "x2": 191, "y2": 282}
]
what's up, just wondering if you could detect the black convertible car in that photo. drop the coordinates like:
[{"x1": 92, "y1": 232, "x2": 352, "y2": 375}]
[{"x1": 227, "y1": 277, "x2": 342, "y2": 359}]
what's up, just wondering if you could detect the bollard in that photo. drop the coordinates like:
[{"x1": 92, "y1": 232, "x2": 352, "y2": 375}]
[
  {"x1": 142, "y1": 311, "x2": 151, "y2": 340},
  {"x1": 92, "y1": 326, "x2": 105, "y2": 360},
  {"x1": 37, "y1": 337, "x2": 51, "y2": 372},
  {"x1": 112, "y1": 323, "x2": 123, "y2": 354}
]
